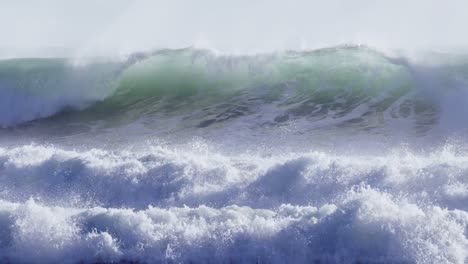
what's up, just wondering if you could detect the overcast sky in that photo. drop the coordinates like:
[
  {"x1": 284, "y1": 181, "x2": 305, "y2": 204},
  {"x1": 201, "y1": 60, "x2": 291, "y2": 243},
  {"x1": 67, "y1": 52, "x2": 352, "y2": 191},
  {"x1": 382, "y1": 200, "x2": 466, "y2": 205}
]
[{"x1": 1, "y1": 0, "x2": 468, "y2": 57}]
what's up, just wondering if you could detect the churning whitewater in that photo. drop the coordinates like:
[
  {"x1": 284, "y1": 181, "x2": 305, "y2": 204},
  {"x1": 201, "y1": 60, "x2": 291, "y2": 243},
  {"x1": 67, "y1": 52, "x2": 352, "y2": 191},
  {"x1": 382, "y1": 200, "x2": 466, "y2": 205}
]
[{"x1": 0, "y1": 46, "x2": 467, "y2": 264}]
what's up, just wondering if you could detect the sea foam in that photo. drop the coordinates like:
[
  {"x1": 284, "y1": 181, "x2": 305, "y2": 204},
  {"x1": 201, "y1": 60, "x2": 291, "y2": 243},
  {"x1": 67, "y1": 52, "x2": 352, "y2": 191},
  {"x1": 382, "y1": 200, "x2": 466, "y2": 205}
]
[{"x1": 0, "y1": 144, "x2": 466, "y2": 263}]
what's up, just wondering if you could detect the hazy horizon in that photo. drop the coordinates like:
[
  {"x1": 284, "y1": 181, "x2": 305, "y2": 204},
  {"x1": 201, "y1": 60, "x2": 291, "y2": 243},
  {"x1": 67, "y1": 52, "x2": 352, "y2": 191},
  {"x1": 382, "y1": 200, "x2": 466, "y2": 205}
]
[{"x1": 2, "y1": 0, "x2": 468, "y2": 57}]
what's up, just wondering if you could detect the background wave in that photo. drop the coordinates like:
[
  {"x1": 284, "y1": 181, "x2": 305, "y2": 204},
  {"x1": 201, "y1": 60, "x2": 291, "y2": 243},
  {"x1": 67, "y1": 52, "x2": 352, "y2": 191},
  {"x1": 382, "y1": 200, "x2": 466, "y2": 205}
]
[{"x1": 2, "y1": 46, "x2": 468, "y2": 137}]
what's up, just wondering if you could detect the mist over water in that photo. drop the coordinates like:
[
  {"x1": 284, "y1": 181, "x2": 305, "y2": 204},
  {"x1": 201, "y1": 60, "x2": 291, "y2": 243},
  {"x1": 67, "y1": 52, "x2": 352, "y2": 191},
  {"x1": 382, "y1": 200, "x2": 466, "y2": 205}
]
[
  {"x1": 0, "y1": 1, "x2": 468, "y2": 264},
  {"x1": 2, "y1": 0, "x2": 468, "y2": 57}
]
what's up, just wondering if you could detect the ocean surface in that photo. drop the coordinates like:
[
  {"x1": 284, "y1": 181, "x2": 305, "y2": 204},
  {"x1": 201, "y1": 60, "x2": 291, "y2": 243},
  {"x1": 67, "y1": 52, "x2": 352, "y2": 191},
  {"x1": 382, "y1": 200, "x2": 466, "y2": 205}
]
[{"x1": 0, "y1": 46, "x2": 467, "y2": 263}]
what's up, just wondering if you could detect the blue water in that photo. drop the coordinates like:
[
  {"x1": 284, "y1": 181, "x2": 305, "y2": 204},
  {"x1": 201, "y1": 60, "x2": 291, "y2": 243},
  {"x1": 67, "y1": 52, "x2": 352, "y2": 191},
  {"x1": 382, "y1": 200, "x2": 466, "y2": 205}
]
[{"x1": 0, "y1": 46, "x2": 467, "y2": 264}]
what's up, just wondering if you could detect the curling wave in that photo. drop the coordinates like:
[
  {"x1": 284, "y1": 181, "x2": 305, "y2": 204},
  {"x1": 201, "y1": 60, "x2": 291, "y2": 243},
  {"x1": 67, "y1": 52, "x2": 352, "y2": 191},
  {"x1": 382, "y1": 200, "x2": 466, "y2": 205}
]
[{"x1": 1, "y1": 46, "x2": 467, "y2": 136}]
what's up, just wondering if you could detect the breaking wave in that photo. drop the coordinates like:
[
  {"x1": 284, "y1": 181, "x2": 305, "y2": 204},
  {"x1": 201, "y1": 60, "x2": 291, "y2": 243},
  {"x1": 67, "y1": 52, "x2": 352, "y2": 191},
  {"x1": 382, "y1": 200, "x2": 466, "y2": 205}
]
[
  {"x1": 1, "y1": 46, "x2": 468, "y2": 263},
  {"x1": 0, "y1": 143, "x2": 466, "y2": 263},
  {"x1": 1, "y1": 46, "x2": 468, "y2": 136}
]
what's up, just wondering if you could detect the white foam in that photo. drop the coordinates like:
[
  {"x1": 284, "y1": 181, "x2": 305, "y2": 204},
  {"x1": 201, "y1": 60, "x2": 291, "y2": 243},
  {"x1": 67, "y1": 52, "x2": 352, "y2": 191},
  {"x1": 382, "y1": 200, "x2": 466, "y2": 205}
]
[
  {"x1": 0, "y1": 187, "x2": 465, "y2": 263},
  {"x1": 0, "y1": 144, "x2": 467, "y2": 209},
  {"x1": 0, "y1": 143, "x2": 467, "y2": 262}
]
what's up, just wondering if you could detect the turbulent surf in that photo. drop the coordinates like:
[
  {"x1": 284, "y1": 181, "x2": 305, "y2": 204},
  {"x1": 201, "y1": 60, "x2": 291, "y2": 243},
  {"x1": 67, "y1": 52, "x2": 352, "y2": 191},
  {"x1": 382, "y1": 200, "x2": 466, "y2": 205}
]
[{"x1": 0, "y1": 46, "x2": 467, "y2": 263}]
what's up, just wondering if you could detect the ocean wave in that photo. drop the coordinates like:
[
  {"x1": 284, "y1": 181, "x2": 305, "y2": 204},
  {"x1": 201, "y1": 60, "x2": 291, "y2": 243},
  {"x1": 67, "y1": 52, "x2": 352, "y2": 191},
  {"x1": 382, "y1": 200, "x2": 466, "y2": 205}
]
[
  {"x1": 2, "y1": 45, "x2": 468, "y2": 264},
  {"x1": 1, "y1": 46, "x2": 467, "y2": 135}
]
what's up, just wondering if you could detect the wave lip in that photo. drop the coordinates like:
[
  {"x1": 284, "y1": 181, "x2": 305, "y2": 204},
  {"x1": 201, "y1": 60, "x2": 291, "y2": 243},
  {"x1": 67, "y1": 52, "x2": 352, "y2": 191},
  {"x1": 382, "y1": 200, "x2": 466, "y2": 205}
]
[{"x1": 0, "y1": 58, "x2": 122, "y2": 127}]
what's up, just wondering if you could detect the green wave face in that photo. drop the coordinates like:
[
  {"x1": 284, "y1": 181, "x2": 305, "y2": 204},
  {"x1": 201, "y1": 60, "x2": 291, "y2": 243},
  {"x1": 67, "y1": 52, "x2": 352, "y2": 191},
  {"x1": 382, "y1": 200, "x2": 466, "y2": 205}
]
[
  {"x1": 90, "y1": 47, "x2": 421, "y2": 128},
  {"x1": 112, "y1": 47, "x2": 412, "y2": 104}
]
